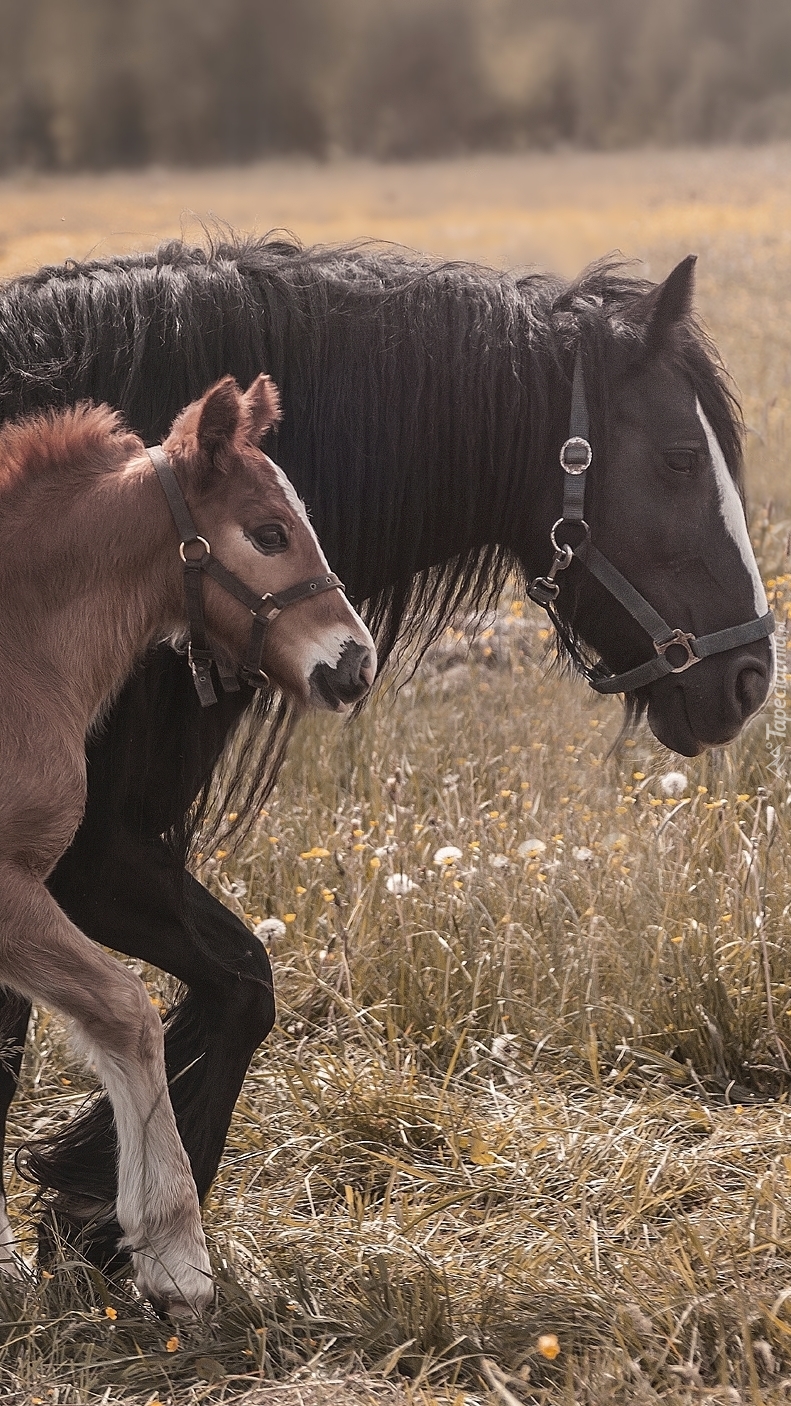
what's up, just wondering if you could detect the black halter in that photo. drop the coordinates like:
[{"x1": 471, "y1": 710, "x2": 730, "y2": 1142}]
[
  {"x1": 148, "y1": 446, "x2": 344, "y2": 707},
  {"x1": 527, "y1": 353, "x2": 775, "y2": 694}
]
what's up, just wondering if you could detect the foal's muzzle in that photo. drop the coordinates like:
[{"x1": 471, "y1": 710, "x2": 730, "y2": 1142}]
[{"x1": 309, "y1": 640, "x2": 375, "y2": 710}]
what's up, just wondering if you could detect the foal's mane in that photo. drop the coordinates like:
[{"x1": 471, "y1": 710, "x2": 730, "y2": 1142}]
[
  {"x1": 0, "y1": 402, "x2": 136, "y2": 493},
  {"x1": 0, "y1": 236, "x2": 743, "y2": 848}
]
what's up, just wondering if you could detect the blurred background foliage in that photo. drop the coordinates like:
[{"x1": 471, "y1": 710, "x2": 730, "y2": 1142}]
[{"x1": 2, "y1": 0, "x2": 791, "y2": 171}]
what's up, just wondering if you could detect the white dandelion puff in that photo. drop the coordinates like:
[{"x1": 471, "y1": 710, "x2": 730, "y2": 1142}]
[
  {"x1": 517, "y1": 838, "x2": 546, "y2": 859},
  {"x1": 489, "y1": 854, "x2": 509, "y2": 869},
  {"x1": 386, "y1": 873, "x2": 417, "y2": 896},
  {"x1": 660, "y1": 771, "x2": 688, "y2": 797},
  {"x1": 434, "y1": 845, "x2": 463, "y2": 865},
  {"x1": 572, "y1": 845, "x2": 594, "y2": 863},
  {"x1": 254, "y1": 917, "x2": 286, "y2": 944}
]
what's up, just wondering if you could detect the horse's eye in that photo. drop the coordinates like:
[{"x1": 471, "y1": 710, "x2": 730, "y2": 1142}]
[
  {"x1": 665, "y1": 447, "x2": 699, "y2": 475},
  {"x1": 250, "y1": 524, "x2": 288, "y2": 554}
]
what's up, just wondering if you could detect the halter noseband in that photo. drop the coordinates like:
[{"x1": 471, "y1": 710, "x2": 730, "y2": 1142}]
[
  {"x1": 147, "y1": 445, "x2": 344, "y2": 707},
  {"x1": 527, "y1": 354, "x2": 775, "y2": 694}
]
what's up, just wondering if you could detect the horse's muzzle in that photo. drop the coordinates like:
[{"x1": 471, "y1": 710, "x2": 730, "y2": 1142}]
[{"x1": 645, "y1": 637, "x2": 775, "y2": 755}]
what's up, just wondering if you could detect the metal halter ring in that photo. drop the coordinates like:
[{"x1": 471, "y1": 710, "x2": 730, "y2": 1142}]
[
  {"x1": 179, "y1": 536, "x2": 211, "y2": 562},
  {"x1": 550, "y1": 517, "x2": 591, "y2": 554},
  {"x1": 654, "y1": 629, "x2": 700, "y2": 673},
  {"x1": 560, "y1": 436, "x2": 593, "y2": 474}
]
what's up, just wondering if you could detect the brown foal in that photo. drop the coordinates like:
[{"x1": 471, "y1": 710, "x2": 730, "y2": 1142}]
[{"x1": 0, "y1": 375, "x2": 375, "y2": 1314}]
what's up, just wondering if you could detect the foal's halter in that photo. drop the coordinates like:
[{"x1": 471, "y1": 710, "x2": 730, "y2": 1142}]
[
  {"x1": 527, "y1": 354, "x2": 775, "y2": 694},
  {"x1": 147, "y1": 445, "x2": 344, "y2": 707}
]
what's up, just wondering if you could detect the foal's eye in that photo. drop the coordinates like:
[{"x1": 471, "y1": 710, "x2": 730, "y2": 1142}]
[
  {"x1": 250, "y1": 523, "x2": 288, "y2": 554},
  {"x1": 664, "y1": 447, "x2": 700, "y2": 475}
]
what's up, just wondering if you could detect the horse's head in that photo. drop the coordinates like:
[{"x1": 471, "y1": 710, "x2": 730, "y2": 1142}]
[
  {"x1": 163, "y1": 375, "x2": 376, "y2": 710},
  {"x1": 526, "y1": 256, "x2": 773, "y2": 757}
]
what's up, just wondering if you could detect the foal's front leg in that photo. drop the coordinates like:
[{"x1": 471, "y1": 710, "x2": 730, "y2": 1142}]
[{"x1": 0, "y1": 861, "x2": 212, "y2": 1314}]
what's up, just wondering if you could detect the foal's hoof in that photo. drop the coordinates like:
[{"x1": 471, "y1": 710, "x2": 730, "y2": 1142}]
[{"x1": 129, "y1": 1227, "x2": 214, "y2": 1317}]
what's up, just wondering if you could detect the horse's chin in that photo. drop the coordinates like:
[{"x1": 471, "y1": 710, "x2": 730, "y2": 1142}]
[{"x1": 646, "y1": 688, "x2": 708, "y2": 757}]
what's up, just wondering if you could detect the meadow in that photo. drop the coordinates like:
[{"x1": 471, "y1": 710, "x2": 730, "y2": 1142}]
[{"x1": 2, "y1": 146, "x2": 791, "y2": 1404}]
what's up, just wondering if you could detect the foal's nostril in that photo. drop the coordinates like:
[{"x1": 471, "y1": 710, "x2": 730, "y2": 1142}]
[
  {"x1": 334, "y1": 640, "x2": 374, "y2": 700},
  {"x1": 357, "y1": 648, "x2": 375, "y2": 688}
]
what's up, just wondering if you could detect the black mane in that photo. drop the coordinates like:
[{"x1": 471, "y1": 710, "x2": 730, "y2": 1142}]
[{"x1": 0, "y1": 235, "x2": 743, "y2": 845}]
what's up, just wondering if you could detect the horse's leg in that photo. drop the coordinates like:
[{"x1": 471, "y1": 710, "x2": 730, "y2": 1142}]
[
  {"x1": 32, "y1": 831, "x2": 275, "y2": 1268},
  {"x1": 0, "y1": 991, "x2": 31, "y2": 1273},
  {"x1": 0, "y1": 859, "x2": 212, "y2": 1314}
]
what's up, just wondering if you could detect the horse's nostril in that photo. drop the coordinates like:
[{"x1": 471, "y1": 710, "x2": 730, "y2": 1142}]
[
  {"x1": 358, "y1": 648, "x2": 374, "y2": 686},
  {"x1": 735, "y1": 664, "x2": 769, "y2": 718}
]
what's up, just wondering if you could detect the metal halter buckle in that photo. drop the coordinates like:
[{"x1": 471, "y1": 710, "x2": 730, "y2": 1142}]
[
  {"x1": 560, "y1": 436, "x2": 593, "y2": 474},
  {"x1": 179, "y1": 536, "x2": 210, "y2": 562},
  {"x1": 654, "y1": 629, "x2": 700, "y2": 673}
]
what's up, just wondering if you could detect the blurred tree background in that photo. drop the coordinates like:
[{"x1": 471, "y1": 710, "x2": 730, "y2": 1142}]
[{"x1": 2, "y1": 0, "x2": 791, "y2": 170}]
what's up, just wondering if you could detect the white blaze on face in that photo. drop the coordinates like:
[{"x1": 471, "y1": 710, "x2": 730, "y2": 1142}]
[
  {"x1": 696, "y1": 401, "x2": 768, "y2": 616},
  {"x1": 270, "y1": 462, "x2": 377, "y2": 680}
]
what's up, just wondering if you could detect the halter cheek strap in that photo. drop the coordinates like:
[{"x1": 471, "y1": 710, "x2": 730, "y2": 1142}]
[
  {"x1": 147, "y1": 445, "x2": 344, "y2": 707},
  {"x1": 527, "y1": 352, "x2": 775, "y2": 695}
]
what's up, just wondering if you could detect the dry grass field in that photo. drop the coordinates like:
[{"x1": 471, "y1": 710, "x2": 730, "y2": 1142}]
[{"x1": 2, "y1": 146, "x2": 791, "y2": 1405}]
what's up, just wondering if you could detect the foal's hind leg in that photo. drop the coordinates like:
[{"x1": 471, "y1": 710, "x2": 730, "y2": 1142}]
[{"x1": 0, "y1": 863, "x2": 212, "y2": 1314}]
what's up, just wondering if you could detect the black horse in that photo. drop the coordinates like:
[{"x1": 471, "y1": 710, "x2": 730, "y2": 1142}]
[{"x1": 0, "y1": 236, "x2": 773, "y2": 1273}]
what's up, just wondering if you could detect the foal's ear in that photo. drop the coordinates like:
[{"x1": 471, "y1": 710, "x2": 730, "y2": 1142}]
[
  {"x1": 197, "y1": 377, "x2": 243, "y2": 459},
  {"x1": 642, "y1": 254, "x2": 697, "y2": 354},
  {"x1": 241, "y1": 374, "x2": 282, "y2": 444}
]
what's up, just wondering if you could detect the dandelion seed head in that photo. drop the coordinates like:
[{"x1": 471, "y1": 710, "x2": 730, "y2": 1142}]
[
  {"x1": 660, "y1": 770, "x2": 688, "y2": 797},
  {"x1": 254, "y1": 917, "x2": 287, "y2": 943},
  {"x1": 386, "y1": 873, "x2": 417, "y2": 896},
  {"x1": 518, "y1": 838, "x2": 546, "y2": 858},
  {"x1": 434, "y1": 845, "x2": 463, "y2": 864}
]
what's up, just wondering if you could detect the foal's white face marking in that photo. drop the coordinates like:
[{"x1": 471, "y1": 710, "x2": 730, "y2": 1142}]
[
  {"x1": 696, "y1": 402, "x2": 767, "y2": 614},
  {"x1": 237, "y1": 457, "x2": 376, "y2": 696}
]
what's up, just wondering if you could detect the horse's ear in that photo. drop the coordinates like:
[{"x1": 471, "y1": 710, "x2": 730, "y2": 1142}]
[
  {"x1": 197, "y1": 377, "x2": 243, "y2": 460},
  {"x1": 642, "y1": 255, "x2": 697, "y2": 354},
  {"x1": 241, "y1": 374, "x2": 282, "y2": 443}
]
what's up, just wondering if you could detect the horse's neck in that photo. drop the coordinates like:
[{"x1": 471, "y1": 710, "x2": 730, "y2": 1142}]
[{"x1": 0, "y1": 461, "x2": 181, "y2": 723}]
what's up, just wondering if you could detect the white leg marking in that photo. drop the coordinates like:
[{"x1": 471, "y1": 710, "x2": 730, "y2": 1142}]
[{"x1": 75, "y1": 1007, "x2": 212, "y2": 1315}]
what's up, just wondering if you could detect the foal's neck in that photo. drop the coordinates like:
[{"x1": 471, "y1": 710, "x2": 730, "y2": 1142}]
[{"x1": 0, "y1": 450, "x2": 182, "y2": 724}]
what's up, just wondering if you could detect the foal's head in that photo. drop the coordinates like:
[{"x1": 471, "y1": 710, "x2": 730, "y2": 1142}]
[{"x1": 162, "y1": 376, "x2": 376, "y2": 709}]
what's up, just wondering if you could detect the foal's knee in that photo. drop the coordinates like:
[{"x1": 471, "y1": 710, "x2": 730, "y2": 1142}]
[{"x1": 78, "y1": 967, "x2": 163, "y2": 1071}]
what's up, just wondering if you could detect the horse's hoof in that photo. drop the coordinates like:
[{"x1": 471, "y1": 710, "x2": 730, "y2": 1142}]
[{"x1": 37, "y1": 1198, "x2": 126, "y2": 1275}]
